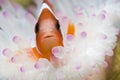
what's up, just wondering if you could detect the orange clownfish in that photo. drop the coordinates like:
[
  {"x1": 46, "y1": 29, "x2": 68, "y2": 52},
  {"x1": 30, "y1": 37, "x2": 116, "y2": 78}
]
[{"x1": 33, "y1": 3, "x2": 63, "y2": 60}]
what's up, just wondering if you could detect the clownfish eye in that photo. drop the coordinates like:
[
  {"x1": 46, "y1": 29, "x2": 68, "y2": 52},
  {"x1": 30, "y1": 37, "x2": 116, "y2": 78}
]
[
  {"x1": 35, "y1": 22, "x2": 39, "y2": 34},
  {"x1": 56, "y1": 20, "x2": 60, "y2": 30}
]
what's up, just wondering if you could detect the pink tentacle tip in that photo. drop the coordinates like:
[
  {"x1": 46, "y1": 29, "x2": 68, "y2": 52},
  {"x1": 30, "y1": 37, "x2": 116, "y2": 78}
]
[
  {"x1": 11, "y1": 57, "x2": 15, "y2": 63},
  {"x1": 52, "y1": 47, "x2": 59, "y2": 55},
  {"x1": 101, "y1": 34, "x2": 107, "y2": 40},
  {"x1": 52, "y1": 46, "x2": 64, "y2": 59},
  {"x1": 20, "y1": 66, "x2": 25, "y2": 72},
  {"x1": 34, "y1": 59, "x2": 50, "y2": 71},
  {"x1": 99, "y1": 14, "x2": 106, "y2": 20},
  {"x1": 75, "y1": 65, "x2": 81, "y2": 70},
  {"x1": 2, "y1": 48, "x2": 8, "y2": 55},
  {"x1": 3, "y1": 11, "x2": 8, "y2": 17},
  {"x1": 34, "y1": 60, "x2": 46, "y2": 70},
  {"x1": 80, "y1": 32, "x2": 87, "y2": 38},
  {"x1": 66, "y1": 34, "x2": 74, "y2": 41},
  {"x1": 34, "y1": 63, "x2": 39, "y2": 69},
  {"x1": 91, "y1": 65, "x2": 96, "y2": 69},
  {"x1": 77, "y1": 22, "x2": 83, "y2": 27},
  {"x1": 62, "y1": 16, "x2": 68, "y2": 21},
  {"x1": 12, "y1": 36, "x2": 21, "y2": 43},
  {"x1": 2, "y1": 48, "x2": 12, "y2": 57}
]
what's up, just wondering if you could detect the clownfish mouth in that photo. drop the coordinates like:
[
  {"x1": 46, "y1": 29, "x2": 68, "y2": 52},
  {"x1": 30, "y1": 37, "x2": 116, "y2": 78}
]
[
  {"x1": 42, "y1": 32, "x2": 55, "y2": 39},
  {"x1": 44, "y1": 35, "x2": 54, "y2": 38}
]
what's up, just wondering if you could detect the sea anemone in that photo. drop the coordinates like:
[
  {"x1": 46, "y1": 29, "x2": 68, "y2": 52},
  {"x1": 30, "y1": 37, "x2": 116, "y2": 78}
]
[{"x1": 0, "y1": 0, "x2": 120, "y2": 80}]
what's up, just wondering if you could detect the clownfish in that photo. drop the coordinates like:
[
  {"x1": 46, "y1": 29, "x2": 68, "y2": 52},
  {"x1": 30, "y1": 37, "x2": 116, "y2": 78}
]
[
  {"x1": 33, "y1": 2, "x2": 63, "y2": 61},
  {"x1": 31, "y1": 1, "x2": 75, "y2": 61}
]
